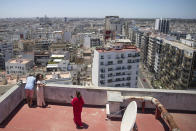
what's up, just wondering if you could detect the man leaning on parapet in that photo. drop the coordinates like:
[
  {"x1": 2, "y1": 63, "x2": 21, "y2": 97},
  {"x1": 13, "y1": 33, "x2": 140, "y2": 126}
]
[{"x1": 24, "y1": 73, "x2": 36, "y2": 108}]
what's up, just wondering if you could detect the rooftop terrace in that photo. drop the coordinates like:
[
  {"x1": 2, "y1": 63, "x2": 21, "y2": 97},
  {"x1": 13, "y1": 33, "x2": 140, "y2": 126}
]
[{"x1": 0, "y1": 84, "x2": 196, "y2": 131}]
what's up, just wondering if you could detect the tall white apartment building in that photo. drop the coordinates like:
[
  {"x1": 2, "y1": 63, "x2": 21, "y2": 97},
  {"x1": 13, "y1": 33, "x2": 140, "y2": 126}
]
[{"x1": 92, "y1": 45, "x2": 140, "y2": 88}]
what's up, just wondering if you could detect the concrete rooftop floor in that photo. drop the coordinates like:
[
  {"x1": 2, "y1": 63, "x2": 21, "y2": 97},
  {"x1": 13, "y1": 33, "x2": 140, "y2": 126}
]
[{"x1": 0, "y1": 103, "x2": 196, "y2": 131}]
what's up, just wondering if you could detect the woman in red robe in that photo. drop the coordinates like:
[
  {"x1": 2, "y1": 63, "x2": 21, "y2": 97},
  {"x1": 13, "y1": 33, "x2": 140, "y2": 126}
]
[{"x1": 71, "y1": 91, "x2": 84, "y2": 128}]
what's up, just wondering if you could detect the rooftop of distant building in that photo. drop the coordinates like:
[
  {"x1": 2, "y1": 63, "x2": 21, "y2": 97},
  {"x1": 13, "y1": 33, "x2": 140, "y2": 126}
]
[
  {"x1": 96, "y1": 45, "x2": 139, "y2": 53},
  {"x1": 7, "y1": 58, "x2": 32, "y2": 64}
]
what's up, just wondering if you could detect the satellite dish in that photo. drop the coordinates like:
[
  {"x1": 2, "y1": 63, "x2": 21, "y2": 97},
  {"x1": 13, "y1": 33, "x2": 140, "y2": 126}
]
[{"x1": 121, "y1": 101, "x2": 137, "y2": 131}]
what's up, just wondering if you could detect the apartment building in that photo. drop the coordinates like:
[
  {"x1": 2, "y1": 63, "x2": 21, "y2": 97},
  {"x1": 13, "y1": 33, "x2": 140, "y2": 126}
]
[
  {"x1": 159, "y1": 40, "x2": 196, "y2": 89},
  {"x1": 0, "y1": 41, "x2": 13, "y2": 62},
  {"x1": 83, "y1": 34, "x2": 101, "y2": 48},
  {"x1": 155, "y1": 18, "x2": 170, "y2": 34},
  {"x1": 34, "y1": 51, "x2": 50, "y2": 66},
  {"x1": 128, "y1": 26, "x2": 138, "y2": 44},
  {"x1": 46, "y1": 54, "x2": 69, "y2": 72},
  {"x1": 5, "y1": 58, "x2": 34, "y2": 75},
  {"x1": 92, "y1": 44, "x2": 140, "y2": 88},
  {"x1": 104, "y1": 16, "x2": 123, "y2": 40},
  {"x1": 154, "y1": 37, "x2": 163, "y2": 75},
  {"x1": 0, "y1": 41, "x2": 13, "y2": 69},
  {"x1": 147, "y1": 35, "x2": 157, "y2": 72},
  {"x1": 140, "y1": 32, "x2": 150, "y2": 66},
  {"x1": 135, "y1": 31, "x2": 143, "y2": 48},
  {"x1": 34, "y1": 39, "x2": 51, "y2": 51}
]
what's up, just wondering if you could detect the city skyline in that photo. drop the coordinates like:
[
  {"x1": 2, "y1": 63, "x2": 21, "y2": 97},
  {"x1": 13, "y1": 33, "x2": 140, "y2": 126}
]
[{"x1": 0, "y1": 0, "x2": 196, "y2": 19}]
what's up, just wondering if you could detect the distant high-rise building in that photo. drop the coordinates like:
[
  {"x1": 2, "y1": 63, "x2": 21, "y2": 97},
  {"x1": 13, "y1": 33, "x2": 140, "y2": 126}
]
[
  {"x1": 64, "y1": 17, "x2": 68, "y2": 23},
  {"x1": 92, "y1": 44, "x2": 140, "y2": 88},
  {"x1": 104, "y1": 16, "x2": 122, "y2": 41},
  {"x1": 155, "y1": 18, "x2": 170, "y2": 34}
]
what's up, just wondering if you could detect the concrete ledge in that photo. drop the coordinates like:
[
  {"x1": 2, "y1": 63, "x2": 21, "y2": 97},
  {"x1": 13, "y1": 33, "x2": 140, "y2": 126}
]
[
  {"x1": 0, "y1": 83, "x2": 196, "y2": 124},
  {"x1": 44, "y1": 84, "x2": 107, "y2": 105},
  {"x1": 0, "y1": 85, "x2": 24, "y2": 124},
  {"x1": 43, "y1": 84, "x2": 196, "y2": 111}
]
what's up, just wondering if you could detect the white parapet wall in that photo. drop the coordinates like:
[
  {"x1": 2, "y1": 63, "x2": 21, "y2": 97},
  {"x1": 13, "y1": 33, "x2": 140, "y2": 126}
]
[{"x1": 0, "y1": 84, "x2": 196, "y2": 124}]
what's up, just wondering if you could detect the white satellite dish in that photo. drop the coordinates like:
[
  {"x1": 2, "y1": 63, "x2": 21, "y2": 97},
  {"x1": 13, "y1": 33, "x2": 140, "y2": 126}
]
[{"x1": 121, "y1": 101, "x2": 137, "y2": 131}]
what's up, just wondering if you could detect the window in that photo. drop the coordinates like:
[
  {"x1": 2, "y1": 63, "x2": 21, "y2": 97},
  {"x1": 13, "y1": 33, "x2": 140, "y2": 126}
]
[
  {"x1": 108, "y1": 79, "x2": 113, "y2": 83},
  {"x1": 128, "y1": 59, "x2": 132, "y2": 63},
  {"x1": 127, "y1": 65, "x2": 132, "y2": 70},
  {"x1": 116, "y1": 72, "x2": 121, "y2": 76},
  {"x1": 108, "y1": 73, "x2": 113, "y2": 77},
  {"x1": 101, "y1": 55, "x2": 104, "y2": 59},
  {"x1": 100, "y1": 62, "x2": 104, "y2": 65},
  {"x1": 127, "y1": 77, "x2": 131, "y2": 80},
  {"x1": 116, "y1": 55, "x2": 120, "y2": 59},
  {"x1": 108, "y1": 68, "x2": 113, "y2": 71},
  {"x1": 100, "y1": 80, "x2": 105, "y2": 85},
  {"x1": 128, "y1": 54, "x2": 132, "y2": 57},
  {"x1": 100, "y1": 69, "x2": 105, "y2": 73},
  {"x1": 121, "y1": 54, "x2": 124, "y2": 58},
  {"x1": 115, "y1": 84, "x2": 121, "y2": 87},
  {"x1": 117, "y1": 60, "x2": 123, "y2": 64},
  {"x1": 126, "y1": 83, "x2": 130, "y2": 86},
  {"x1": 136, "y1": 71, "x2": 138, "y2": 75},
  {"x1": 116, "y1": 78, "x2": 121, "y2": 81},
  {"x1": 116, "y1": 66, "x2": 121, "y2": 70},
  {"x1": 100, "y1": 74, "x2": 105, "y2": 79},
  {"x1": 108, "y1": 61, "x2": 113, "y2": 65}
]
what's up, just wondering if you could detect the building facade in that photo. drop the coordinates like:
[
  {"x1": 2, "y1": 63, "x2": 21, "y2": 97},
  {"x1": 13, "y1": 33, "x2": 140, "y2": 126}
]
[
  {"x1": 5, "y1": 58, "x2": 34, "y2": 75},
  {"x1": 159, "y1": 40, "x2": 196, "y2": 89},
  {"x1": 155, "y1": 18, "x2": 170, "y2": 34},
  {"x1": 92, "y1": 45, "x2": 140, "y2": 88}
]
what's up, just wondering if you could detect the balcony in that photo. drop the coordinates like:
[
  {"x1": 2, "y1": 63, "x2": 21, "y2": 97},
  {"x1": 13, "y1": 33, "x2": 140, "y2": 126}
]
[{"x1": 0, "y1": 84, "x2": 196, "y2": 131}]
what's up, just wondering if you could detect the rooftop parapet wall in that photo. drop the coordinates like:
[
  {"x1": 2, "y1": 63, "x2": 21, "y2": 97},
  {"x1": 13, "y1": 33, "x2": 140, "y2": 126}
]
[
  {"x1": 0, "y1": 85, "x2": 24, "y2": 124},
  {"x1": 0, "y1": 84, "x2": 196, "y2": 123},
  {"x1": 42, "y1": 84, "x2": 196, "y2": 112}
]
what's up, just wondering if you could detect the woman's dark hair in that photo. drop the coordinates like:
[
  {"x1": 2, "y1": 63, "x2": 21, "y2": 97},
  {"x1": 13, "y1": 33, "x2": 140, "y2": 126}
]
[
  {"x1": 76, "y1": 91, "x2": 81, "y2": 98},
  {"x1": 36, "y1": 73, "x2": 43, "y2": 81}
]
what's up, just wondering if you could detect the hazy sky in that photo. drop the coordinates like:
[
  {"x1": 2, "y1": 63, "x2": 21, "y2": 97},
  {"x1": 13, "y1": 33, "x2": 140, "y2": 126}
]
[{"x1": 0, "y1": 0, "x2": 196, "y2": 18}]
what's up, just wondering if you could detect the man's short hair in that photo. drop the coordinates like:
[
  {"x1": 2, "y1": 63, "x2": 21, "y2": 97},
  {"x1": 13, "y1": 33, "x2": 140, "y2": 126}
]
[{"x1": 29, "y1": 72, "x2": 35, "y2": 76}]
